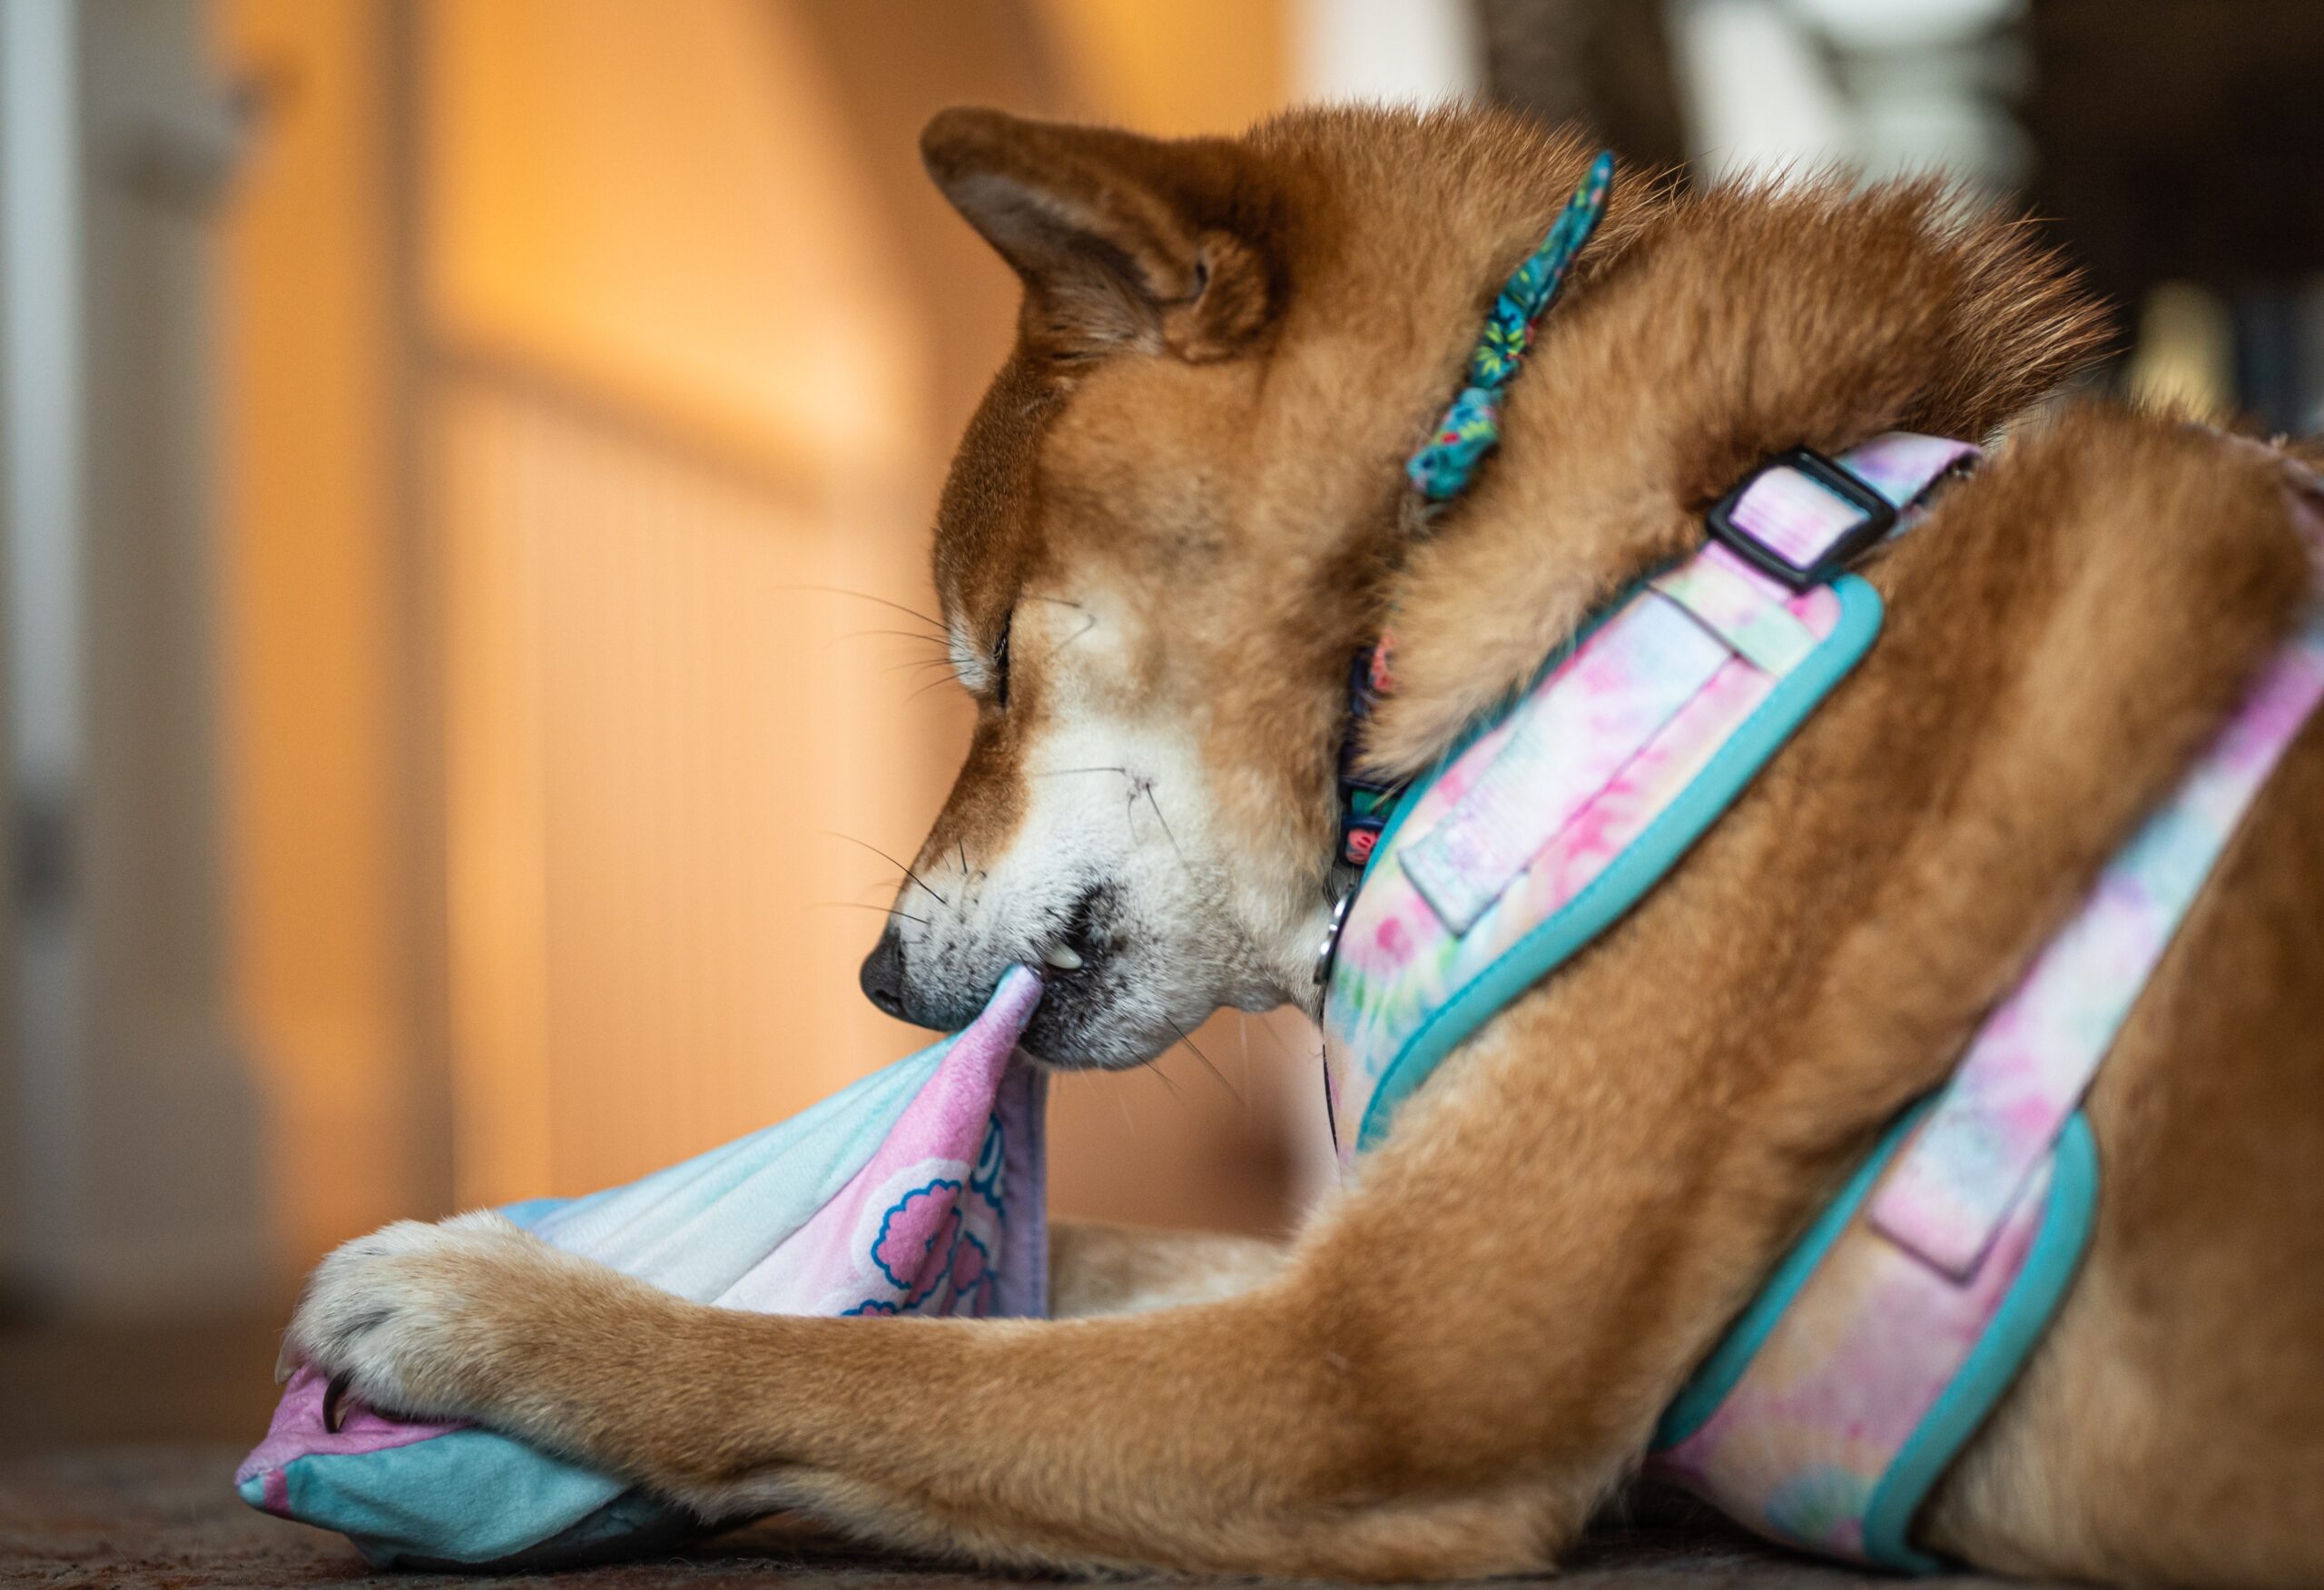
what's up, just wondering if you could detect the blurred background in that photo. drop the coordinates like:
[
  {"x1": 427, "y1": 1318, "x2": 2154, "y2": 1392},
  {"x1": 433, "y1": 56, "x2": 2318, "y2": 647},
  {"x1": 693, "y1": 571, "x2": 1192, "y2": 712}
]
[{"x1": 0, "y1": 0, "x2": 2318, "y2": 1457}]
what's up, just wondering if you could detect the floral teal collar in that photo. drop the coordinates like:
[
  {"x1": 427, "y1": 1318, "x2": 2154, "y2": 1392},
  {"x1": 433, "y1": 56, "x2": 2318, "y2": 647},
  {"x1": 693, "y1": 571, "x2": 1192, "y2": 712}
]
[
  {"x1": 1337, "y1": 151, "x2": 1615, "y2": 871},
  {"x1": 1404, "y1": 149, "x2": 1614, "y2": 502}
]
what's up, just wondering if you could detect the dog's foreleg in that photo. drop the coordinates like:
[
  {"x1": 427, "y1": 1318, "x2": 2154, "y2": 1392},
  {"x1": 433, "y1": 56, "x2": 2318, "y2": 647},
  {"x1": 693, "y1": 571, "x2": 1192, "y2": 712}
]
[{"x1": 281, "y1": 1200, "x2": 1593, "y2": 1581}]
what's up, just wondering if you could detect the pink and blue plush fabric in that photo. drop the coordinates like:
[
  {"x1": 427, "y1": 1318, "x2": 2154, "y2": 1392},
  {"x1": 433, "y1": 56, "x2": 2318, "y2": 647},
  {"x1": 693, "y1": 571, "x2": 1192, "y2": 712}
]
[{"x1": 238, "y1": 966, "x2": 1048, "y2": 1569}]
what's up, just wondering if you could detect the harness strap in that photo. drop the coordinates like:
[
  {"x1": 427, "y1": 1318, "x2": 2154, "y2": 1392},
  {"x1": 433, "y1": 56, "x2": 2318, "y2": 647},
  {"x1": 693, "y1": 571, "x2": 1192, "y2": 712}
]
[
  {"x1": 1873, "y1": 521, "x2": 2324, "y2": 1278},
  {"x1": 1650, "y1": 548, "x2": 1819, "y2": 672},
  {"x1": 1400, "y1": 595, "x2": 1731, "y2": 933},
  {"x1": 1653, "y1": 480, "x2": 2324, "y2": 1571},
  {"x1": 1398, "y1": 437, "x2": 1975, "y2": 937},
  {"x1": 1324, "y1": 435, "x2": 1974, "y2": 1159}
]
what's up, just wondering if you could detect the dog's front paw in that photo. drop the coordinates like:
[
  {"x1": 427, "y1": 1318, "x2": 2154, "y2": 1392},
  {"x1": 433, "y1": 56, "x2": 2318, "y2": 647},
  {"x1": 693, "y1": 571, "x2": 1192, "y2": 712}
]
[{"x1": 281, "y1": 1210, "x2": 564, "y2": 1423}]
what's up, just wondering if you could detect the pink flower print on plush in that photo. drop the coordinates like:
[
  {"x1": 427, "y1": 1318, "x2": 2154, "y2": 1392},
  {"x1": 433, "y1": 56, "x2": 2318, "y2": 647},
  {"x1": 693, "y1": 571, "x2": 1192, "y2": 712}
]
[
  {"x1": 950, "y1": 1231, "x2": 992, "y2": 1314},
  {"x1": 871, "y1": 1177, "x2": 967, "y2": 1303}
]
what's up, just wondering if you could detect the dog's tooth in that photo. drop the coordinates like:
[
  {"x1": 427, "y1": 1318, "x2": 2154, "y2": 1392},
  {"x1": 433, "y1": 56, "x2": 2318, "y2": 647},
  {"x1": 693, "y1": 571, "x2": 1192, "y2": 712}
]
[{"x1": 1043, "y1": 943, "x2": 1084, "y2": 971}]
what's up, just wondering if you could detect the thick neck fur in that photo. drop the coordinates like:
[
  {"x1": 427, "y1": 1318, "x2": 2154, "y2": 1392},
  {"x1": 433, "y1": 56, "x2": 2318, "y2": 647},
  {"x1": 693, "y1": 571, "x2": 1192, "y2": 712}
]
[{"x1": 1246, "y1": 112, "x2": 2112, "y2": 779}]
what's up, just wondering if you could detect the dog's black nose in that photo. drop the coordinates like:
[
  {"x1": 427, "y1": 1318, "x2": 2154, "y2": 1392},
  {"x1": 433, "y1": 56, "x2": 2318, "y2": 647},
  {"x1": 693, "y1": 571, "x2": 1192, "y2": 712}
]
[{"x1": 860, "y1": 930, "x2": 908, "y2": 1018}]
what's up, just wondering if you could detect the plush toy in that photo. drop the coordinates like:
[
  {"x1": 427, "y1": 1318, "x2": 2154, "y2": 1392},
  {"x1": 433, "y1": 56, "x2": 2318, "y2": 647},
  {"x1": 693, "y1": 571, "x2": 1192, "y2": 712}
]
[{"x1": 237, "y1": 966, "x2": 1048, "y2": 1569}]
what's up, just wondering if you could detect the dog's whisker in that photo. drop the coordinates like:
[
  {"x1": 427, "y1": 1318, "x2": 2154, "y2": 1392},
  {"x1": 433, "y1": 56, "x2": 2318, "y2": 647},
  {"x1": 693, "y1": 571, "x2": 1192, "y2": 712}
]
[
  {"x1": 812, "y1": 902, "x2": 931, "y2": 927},
  {"x1": 778, "y1": 582, "x2": 946, "y2": 632},
  {"x1": 822, "y1": 833, "x2": 950, "y2": 908},
  {"x1": 1140, "y1": 785, "x2": 1191, "y2": 874},
  {"x1": 1144, "y1": 1059, "x2": 1184, "y2": 1103},
  {"x1": 1247, "y1": 1011, "x2": 1304, "y2": 1064},
  {"x1": 1165, "y1": 1014, "x2": 1242, "y2": 1107},
  {"x1": 1039, "y1": 615, "x2": 1098, "y2": 667},
  {"x1": 832, "y1": 627, "x2": 952, "y2": 652}
]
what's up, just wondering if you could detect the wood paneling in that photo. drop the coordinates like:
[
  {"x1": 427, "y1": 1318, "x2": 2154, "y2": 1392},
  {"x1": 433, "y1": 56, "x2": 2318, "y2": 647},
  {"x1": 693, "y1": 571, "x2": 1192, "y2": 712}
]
[
  {"x1": 1031, "y1": 0, "x2": 1290, "y2": 134},
  {"x1": 438, "y1": 375, "x2": 959, "y2": 1200},
  {"x1": 420, "y1": 0, "x2": 966, "y2": 1206}
]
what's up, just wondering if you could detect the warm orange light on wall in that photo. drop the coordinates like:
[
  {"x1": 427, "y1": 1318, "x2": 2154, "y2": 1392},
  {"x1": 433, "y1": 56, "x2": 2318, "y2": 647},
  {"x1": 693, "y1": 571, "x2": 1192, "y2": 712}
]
[
  {"x1": 1031, "y1": 0, "x2": 1291, "y2": 135},
  {"x1": 422, "y1": 0, "x2": 921, "y2": 482}
]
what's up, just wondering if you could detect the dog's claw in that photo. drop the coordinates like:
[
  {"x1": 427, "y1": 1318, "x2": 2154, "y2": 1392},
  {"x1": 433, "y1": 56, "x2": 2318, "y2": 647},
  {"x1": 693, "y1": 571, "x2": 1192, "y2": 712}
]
[{"x1": 321, "y1": 1373, "x2": 353, "y2": 1433}]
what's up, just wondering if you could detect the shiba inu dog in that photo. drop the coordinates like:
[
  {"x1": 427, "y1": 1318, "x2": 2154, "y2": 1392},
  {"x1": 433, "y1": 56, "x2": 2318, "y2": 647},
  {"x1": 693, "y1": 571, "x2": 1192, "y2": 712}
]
[{"x1": 284, "y1": 105, "x2": 2324, "y2": 1585}]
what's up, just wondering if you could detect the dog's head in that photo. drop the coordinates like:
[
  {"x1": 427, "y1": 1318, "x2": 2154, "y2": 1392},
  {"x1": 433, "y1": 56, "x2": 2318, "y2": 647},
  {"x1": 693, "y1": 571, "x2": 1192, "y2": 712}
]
[
  {"x1": 859, "y1": 106, "x2": 1588, "y2": 1066},
  {"x1": 857, "y1": 105, "x2": 2112, "y2": 1069}
]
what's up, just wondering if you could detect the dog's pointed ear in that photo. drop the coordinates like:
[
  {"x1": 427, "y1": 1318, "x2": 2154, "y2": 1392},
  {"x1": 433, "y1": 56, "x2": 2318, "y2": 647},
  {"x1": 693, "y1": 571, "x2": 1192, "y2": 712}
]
[{"x1": 921, "y1": 106, "x2": 1272, "y2": 362}]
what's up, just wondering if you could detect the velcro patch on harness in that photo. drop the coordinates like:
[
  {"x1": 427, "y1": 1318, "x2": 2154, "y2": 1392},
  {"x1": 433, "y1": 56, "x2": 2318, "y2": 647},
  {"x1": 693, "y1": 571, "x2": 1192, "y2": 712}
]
[
  {"x1": 1398, "y1": 593, "x2": 1729, "y2": 934},
  {"x1": 1652, "y1": 545, "x2": 1819, "y2": 672}
]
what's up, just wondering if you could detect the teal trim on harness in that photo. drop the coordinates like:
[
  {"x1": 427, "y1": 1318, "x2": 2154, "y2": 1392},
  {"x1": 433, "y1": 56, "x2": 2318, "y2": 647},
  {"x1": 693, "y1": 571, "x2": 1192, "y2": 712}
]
[
  {"x1": 1863, "y1": 1113, "x2": 2100, "y2": 1572},
  {"x1": 1353, "y1": 573, "x2": 1886, "y2": 1153},
  {"x1": 1648, "y1": 1106, "x2": 2101, "y2": 1575},
  {"x1": 1347, "y1": 567, "x2": 1657, "y2": 880},
  {"x1": 1653, "y1": 1101, "x2": 1935, "y2": 1451}
]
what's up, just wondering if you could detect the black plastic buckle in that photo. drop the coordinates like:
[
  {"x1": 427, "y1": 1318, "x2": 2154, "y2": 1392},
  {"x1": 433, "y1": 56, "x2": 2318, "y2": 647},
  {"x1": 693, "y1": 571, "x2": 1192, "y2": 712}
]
[{"x1": 1706, "y1": 448, "x2": 1896, "y2": 590}]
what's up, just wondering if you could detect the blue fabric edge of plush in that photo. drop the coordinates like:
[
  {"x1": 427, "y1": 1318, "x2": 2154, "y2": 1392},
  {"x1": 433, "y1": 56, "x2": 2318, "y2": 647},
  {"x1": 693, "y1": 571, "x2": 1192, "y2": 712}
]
[
  {"x1": 276, "y1": 1425, "x2": 632, "y2": 1566},
  {"x1": 243, "y1": 1042, "x2": 974, "y2": 1565}
]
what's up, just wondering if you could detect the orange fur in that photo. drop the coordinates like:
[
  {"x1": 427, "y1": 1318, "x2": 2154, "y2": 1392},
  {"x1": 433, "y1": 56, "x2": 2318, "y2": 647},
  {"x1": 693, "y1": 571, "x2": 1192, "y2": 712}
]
[{"x1": 284, "y1": 105, "x2": 2324, "y2": 1584}]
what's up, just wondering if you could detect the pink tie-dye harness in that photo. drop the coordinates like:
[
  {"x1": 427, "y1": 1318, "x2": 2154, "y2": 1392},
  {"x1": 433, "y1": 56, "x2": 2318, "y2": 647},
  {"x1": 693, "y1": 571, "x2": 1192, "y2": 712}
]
[{"x1": 1317, "y1": 432, "x2": 2324, "y2": 1570}]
